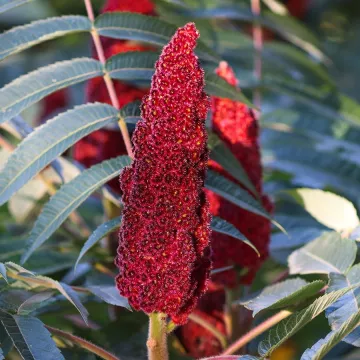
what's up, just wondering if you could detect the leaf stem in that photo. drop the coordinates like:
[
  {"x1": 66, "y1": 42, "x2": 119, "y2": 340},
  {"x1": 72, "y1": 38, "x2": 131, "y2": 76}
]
[
  {"x1": 189, "y1": 313, "x2": 227, "y2": 349},
  {"x1": 221, "y1": 310, "x2": 292, "y2": 355},
  {"x1": 251, "y1": 0, "x2": 263, "y2": 115},
  {"x1": 147, "y1": 313, "x2": 169, "y2": 360},
  {"x1": 83, "y1": 0, "x2": 133, "y2": 158},
  {"x1": 46, "y1": 325, "x2": 120, "y2": 360}
]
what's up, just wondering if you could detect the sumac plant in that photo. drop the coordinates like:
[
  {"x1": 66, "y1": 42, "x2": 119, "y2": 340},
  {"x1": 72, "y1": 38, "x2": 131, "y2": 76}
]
[{"x1": 1, "y1": 0, "x2": 360, "y2": 359}]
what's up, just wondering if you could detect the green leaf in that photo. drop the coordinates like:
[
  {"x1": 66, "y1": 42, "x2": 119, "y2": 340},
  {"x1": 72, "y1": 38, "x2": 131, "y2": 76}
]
[
  {"x1": 75, "y1": 216, "x2": 121, "y2": 270},
  {"x1": 205, "y1": 170, "x2": 268, "y2": 218},
  {"x1": 0, "y1": 263, "x2": 7, "y2": 283},
  {"x1": 0, "y1": 58, "x2": 103, "y2": 125},
  {"x1": 5, "y1": 262, "x2": 89, "y2": 323},
  {"x1": 0, "y1": 310, "x2": 64, "y2": 360},
  {"x1": 288, "y1": 232, "x2": 357, "y2": 275},
  {"x1": 205, "y1": 72, "x2": 254, "y2": 107},
  {"x1": 120, "y1": 101, "x2": 141, "y2": 125},
  {"x1": 87, "y1": 286, "x2": 130, "y2": 309},
  {"x1": 258, "y1": 286, "x2": 359, "y2": 358},
  {"x1": 285, "y1": 188, "x2": 359, "y2": 232},
  {"x1": 0, "y1": 103, "x2": 119, "y2": 206},
  {"x1": 95, "y1": 12, "x2": 219, "y2": 62},
  {"x1": 301, "y1": 310, "x2": 360, "y2": 360},
  {"x1": 241, "y1": 278, "x2": 325, "y2": 316},
  {"x1": 0, "y1": 16, "x2": 91, "y2": 61},
  {"x1": 205, "y1": 170, "x2": 284, "y2": 232},
  {"x1": 325, "y1": 265, "x2": 360, "y2": 347},
  {"x1": 21, "y1": 156, "x2": 131, "y2": 264},
  {"x1": 17, "y1": 291, "x2": 54, "y2": 315},
  {"x1": 0, "y1": 323, "x2": 12, "y2": 358},
  {"x1": 208, "y1": 132, "x2": 259, "y2": 197},
  {"x1": 211, "y1": 217, "x2": 259, "y2": 256},
  {"x1": 0, "y1": 0, "x2": 32, "y2": 14},
  {"x1": 270, "y1": 227, "x2": 325, "y2": 265},
  {"x1": 106, "y1": 51, "x2": 158, "y2": 81},
  {"x1": 0, "y1": 290, "x2": 33, "y2": 313}
]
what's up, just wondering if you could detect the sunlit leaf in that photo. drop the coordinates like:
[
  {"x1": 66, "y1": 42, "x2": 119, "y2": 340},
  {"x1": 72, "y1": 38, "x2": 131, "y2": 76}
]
[
  {"x1": 258, "y1": 286, "x2": 359, "y2": 357},
  {"x1": 241, "y1": 278, "x2": 325, "y2": 316},
  {"x1": 288, "y1": 232, "x2": 356, "y2": 275}
]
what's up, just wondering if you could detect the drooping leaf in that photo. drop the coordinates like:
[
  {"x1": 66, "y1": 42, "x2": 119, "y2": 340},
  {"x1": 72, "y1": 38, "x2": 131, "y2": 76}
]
[
  {"x1": 0, "y1": 310, "x2": 64, "y2": 360},
  {"x1": 241, "y1": 279, "x2": 325, "y2": 316},
  {"x1": 0, "y1": 58, "x2": 103, "y2": 125},
  {"x1": 211, "y1": 217, "x2": 259, "y2": 256},
  {"x1": 301, "y1": 310, "x2": 360, "y2": 360},
  {"x1": 17, "y1": 291, "x2": 55, "y2": 316},
  {"x1": 0, "y1": 103, "x2": 119, "y2": 206},
  {"x1": 208, "y1": 133, "x2": 259, "y2": 197},
  {"x1": 95, "y1": 12, "x2": 219, "y2": 62},
  {"x1": 325, "y1": 265, "x2": 360, "y2": 347},
  {"x1": 0, "y1": 263, "x2": 7, "y2": 283},
  {"x1": 0, "y1": 16, "x2": 91, "y2": 61},
  {"x1": 288, "y1": 232, "x2": 357, "y2": 275},
  {"x1": 285, "y1": 188, "x2": 359, "y2": 232},
  {"x1": 75, "y1": 216, "x2": 122, "y2": 270},
  {"x1": 21, "y1": 156, "x2": 131, "y2": 264},
  {"x1": 0, "y1": 290, "x2": 35, "y2": 313},
  {"x1": 0, "y1": 0, "x2": 32, "y2": 14},
  {"x1": 258, "y1": 286, "x2": 358, "y2": 358},
  {"x1": 206, "y1": 170, "x2": 269, "y2": 219},
  {"x1": 5, "y1": 262, "x2": 89, "y2": 323},
  {"x1": 87, "y1": 286, "x2": 130, "y2": 309},
  {"x1": 205, "y1": 170, "x2": 284, "y2": 232}
]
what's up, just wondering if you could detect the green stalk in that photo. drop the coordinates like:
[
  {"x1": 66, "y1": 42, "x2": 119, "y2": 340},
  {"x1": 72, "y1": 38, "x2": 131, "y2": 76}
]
[{"x1": 147, "y1": 313, "x2": 169, "y2": 360}]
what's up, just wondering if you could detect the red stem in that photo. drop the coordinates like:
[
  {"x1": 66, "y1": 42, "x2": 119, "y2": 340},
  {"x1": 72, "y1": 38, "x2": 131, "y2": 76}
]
[
  {"x1": 251, "y1": 0, "x2": 263, "y2": 114},
  {"x1": 83, "y1": 0, "x2": 133, "y2": 158}
]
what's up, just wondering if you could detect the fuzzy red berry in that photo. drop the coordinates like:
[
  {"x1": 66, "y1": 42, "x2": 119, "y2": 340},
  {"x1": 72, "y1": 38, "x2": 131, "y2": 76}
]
[
  {"x1": 176, "y1": 283, "x2": 225, "y2": 357},
  {"x1": 115, "y1": 23, "x2": 211, "y2": 324},
  {"x1": 208, "y1": 62, "x2": 273, "y2": 287}
]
